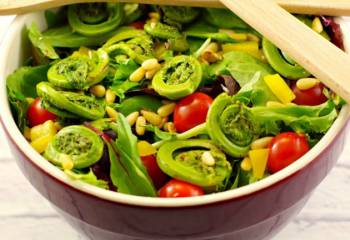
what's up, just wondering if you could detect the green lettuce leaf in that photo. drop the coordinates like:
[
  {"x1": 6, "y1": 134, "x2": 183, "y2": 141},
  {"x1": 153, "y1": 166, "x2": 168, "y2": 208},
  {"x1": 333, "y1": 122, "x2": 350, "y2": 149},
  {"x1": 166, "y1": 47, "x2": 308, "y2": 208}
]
[
  {"x1": 210, "y1": 51, "x2": 278, "y2": 106},
  {"x1": 251, "y1": 100, "x2": 338, "y2": 135},
  {"x1": 64, "y1": 169, "x2": 109, "y2": 189},
  {"x1": 6, "y1": 65, "x2": 50, "y2": 131}
]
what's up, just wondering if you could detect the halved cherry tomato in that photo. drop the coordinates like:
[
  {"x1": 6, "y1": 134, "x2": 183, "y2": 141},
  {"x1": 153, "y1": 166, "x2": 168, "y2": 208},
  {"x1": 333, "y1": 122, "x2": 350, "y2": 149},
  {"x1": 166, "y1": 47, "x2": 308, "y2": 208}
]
[
  {"x1": 174, "y1": 93, "x2": 213, "y2": 133},
  {"x1": 292, "y1": 82, "x2": 327, "y2": 106},
  {"x1": 27, "y1": 98, "x2": 57, "y2": 127},
  {"x1": 159, "y1": 179, "x2": 204, "y2": 198},
  {"x1": 130, "y1": 21, "x2": 145, "y2": 30},
  {"x1": 141, "y1": 155, "x2": 169, "y2": 189},
  {"x1": 267, "y1": 132, "x2": 310, "y2": 173}
]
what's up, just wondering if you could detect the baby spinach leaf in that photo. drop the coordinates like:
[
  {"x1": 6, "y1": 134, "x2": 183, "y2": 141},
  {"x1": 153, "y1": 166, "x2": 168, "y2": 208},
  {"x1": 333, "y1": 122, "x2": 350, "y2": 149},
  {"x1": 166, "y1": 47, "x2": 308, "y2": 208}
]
[
  {"x1": 185, "y1": 21, "x2": 235, "y2": 43},
  {"x1": 43, "y1": 26, "x2": 123, "y2": 48},
  {"x1": 106, "y1": 114, "x2": 157, "y2": 196},
  {"x1": 110, "y1": 80, "x2": 141, "y2": 101},
  {"x1": 204, "y1": 8, "x2": 249, "y2": 29},
  {"x1": 113, "y1": 58, "x2": 139, "y2": 82}
]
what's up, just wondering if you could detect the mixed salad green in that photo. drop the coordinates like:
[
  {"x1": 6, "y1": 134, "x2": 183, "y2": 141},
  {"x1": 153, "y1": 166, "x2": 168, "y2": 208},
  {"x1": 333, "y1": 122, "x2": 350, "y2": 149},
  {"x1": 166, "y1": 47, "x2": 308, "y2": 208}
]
[{"x1": 6, "y1": 3, "x2": 345, "y2": 198}]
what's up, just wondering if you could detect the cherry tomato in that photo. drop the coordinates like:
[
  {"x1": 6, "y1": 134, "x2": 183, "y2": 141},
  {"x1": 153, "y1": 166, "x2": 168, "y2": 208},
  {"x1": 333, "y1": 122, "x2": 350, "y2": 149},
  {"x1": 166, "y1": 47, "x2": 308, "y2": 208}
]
[
  {"x1": 174, "y1": 93, "x2": 213, "y2": 133},
  {"x1": 267, "y1": 132, "x2": 310, "y2": 173},
  {"x1": 141, "y1": 155, "x2": 169, "y2": 189},
  {"x1": 159, "y1": 179, "x2": 205, "y2": 198},
  {"x1": 130, "y1": 21, "x2": 145, "y2": 30},
  {"x1": 27, "y1": 98, "x2": 57, "y2": 127},
  {"x1": 292, "y1": 82, "x2": 327, "y2": 106}
]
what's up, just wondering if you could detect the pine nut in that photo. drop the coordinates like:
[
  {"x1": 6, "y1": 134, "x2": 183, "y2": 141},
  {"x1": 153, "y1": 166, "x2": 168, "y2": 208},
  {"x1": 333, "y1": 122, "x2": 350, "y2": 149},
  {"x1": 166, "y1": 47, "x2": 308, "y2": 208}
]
[
  {"x1": 126, "y1": 112, "x2": 139, "y2": 126},
  {"x1": 201, "y1": 50, "x2": 222, "y2": 63},
  {"x1": 157, "y1": 103, "x2": 176, "y2": 117},
  {"x1": 142, "y1": 58, "x2": 160, "y2": 71},
  {"x1": 241, "y1": 157, "x2": 252, "y2": 171},
  {"x1": 205, "y1": 42, "x2": 220, "y2": 53},
  {"x1": 296, "y1": 78, "x2": 320, "y2": 90},
  {"x1": 136, "y1": 116, "x2": 146, "y2": 136},
  {"x1": 106, "y1": 106, "x2": 118, "y2": 119},
  {"x1": 164, "y1": 122, "x2": 176, "y2": 133},
  {"x1": 312, "y1": 17, "x2": 323, "y2": 33},
  {"x1": 90, "y1": 85, "x2": 106, "y2": 98},
  {"x1": 251, "y1": 137, "x2": 274, "y2": 150},
  {"x1": 145, "y1": 68, "x2": 159, "y2": 80},
  {"x1": 105, "y1": 89, "x2": 116, "y2": 104},
  {"x1": 129, "y1": 67, "x2": 146, "y2": 82},
  {"x1": 201, "y1": 151, "x2": 216, "y2": 166},
  {"x1": 60, "y1": 154, "x2": 74, "y2": 170},
  {"x1": 141, "y1": 110, "x2": 162, "y2": 126},
  {"x1": 266, "y1": 101, "x2": 285, "y2": 108},
  {"x1": 149, "y1": 12, "x2": 160, "y2": 21}
]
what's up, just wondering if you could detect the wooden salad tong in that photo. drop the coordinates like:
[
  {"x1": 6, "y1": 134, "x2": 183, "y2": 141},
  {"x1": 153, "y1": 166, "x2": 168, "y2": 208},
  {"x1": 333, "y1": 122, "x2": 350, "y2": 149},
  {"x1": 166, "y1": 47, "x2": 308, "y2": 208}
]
[{"x1": 1, "y1": 0, "x2": 350, "y2": 16}]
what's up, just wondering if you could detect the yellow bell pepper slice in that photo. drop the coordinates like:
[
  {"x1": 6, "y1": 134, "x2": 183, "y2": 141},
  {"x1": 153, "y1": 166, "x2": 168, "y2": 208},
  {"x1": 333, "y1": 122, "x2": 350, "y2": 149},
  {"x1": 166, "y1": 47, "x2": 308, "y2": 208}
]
[
  {"x1": 264, "y1": 74, "x2": 296, "y2": 104},
  {"x1": 137, "y1": 141, "x2": 157, "y2": 157},
  {"x1": 222, "y1": 41, "x2": 262, "y2": 59},
  {"x1": 31, "y1": 134, "x2": 55, "y2": 154},
  {"x1": 30, "y1": 120, "x2": 57, "y2": 141},
  {"x1": 248, "y1": 148, "x2": 269, "y2": 179}
]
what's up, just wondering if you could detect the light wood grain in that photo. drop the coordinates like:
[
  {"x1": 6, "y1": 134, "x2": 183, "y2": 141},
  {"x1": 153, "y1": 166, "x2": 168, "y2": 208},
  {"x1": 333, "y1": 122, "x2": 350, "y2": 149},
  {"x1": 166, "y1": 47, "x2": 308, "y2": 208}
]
[
  {"x1": 221, "y1": 0, "x2": 350, "y2": 104},
  {"x1": 1, "y1": 0, "x2": 350, "y2": 16}
]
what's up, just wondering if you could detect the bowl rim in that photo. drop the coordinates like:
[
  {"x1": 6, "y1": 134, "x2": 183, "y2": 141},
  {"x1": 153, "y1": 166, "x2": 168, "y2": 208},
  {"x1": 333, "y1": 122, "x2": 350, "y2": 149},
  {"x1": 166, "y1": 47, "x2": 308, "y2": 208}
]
[{"x1": 1, "y1": 12, "x2": 350, "y2": 208}]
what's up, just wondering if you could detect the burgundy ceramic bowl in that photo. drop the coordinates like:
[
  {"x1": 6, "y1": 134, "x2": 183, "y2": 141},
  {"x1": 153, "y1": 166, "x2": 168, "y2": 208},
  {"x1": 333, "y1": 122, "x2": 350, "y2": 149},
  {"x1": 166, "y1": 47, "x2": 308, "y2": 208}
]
[{"x1": 1, "y1": 11, "x2": 350, "y2": 240}]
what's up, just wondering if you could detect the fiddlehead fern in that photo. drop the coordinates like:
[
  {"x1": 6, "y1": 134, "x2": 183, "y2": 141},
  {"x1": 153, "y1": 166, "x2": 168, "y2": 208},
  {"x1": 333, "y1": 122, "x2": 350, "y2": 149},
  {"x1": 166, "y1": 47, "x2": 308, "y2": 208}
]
[
  {"x1": 152, "y1": 55, "x2": 202, "y2": 100},
  {"x1": 160, "y1": 6, "x2": 199, "y2": 24},
  {"x1": 144, "y1": 21, "x2": 189, "y2": 52},
  {"x1": 207, "y1": 93, "x2": 260, "y2": 157},
  {"x1": 45, "y1": 125, "x2": 104, "y2": 169},
  {"x1": 47, "y1": 48, "x2": 109, "y2": 90},
  {"x1": 157, "y1": 139, "x2": 232, "y2": 188},
  {"x1": 37, "y1": 82, "x2": 105, "y2": 120},
  {"x1": 68, "y1": 3, "x2": 124, "y2": 36},
  {"x1": 105, "y1": 35, "x2": 154, "y2": 64}
]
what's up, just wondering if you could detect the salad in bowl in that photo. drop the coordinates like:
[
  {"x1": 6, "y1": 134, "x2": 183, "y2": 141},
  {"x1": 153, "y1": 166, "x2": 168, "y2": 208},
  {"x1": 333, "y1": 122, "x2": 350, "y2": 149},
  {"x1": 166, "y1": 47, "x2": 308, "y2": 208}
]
[{"x1": 5, "y1": 2, "x2": 345, "y2": 199}]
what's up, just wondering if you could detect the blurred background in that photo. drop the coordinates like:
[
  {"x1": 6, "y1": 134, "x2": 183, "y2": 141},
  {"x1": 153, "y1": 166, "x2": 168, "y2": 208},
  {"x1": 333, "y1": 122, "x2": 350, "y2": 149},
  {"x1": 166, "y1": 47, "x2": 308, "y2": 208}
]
[{"x1": 0, "y1": 15, "x2": 350, "y2": 240}]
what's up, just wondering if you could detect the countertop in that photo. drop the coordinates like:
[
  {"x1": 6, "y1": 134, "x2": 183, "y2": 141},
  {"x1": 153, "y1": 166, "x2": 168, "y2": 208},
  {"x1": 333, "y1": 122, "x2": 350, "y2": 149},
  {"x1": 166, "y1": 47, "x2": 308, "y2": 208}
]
[{"x1": 1, "y1": 16, "x2": 350, "y2": 240}]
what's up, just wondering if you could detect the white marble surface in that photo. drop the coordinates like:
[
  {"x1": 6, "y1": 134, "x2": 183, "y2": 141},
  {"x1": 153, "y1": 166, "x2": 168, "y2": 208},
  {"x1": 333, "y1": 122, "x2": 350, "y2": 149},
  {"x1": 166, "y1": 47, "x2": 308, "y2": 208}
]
[{"x1": 1, "y1": 16, "x2": 350, "y2": 240}]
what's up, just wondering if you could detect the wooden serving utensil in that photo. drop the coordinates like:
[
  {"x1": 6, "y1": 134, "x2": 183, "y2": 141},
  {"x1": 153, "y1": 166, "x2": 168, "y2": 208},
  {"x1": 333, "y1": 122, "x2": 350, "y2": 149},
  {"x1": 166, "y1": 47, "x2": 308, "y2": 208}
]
[
  {"x1": 1, "y1": 0, "x2": 350, "y2": 16},
  {"x1": 221, "y1": 0, "x2": 350, "y2": 103}
]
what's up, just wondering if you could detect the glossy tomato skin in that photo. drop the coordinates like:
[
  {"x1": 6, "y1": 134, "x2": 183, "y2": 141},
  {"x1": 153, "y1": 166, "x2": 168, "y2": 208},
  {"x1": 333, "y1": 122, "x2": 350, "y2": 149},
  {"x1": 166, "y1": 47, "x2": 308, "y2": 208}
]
[
  {"x1": 141, "y1": 155, "x2": 169, "y2": 189},
  {"x1": 292, "y1": 82, "x2": 327, "y2": 106},
  {"x1": 130, "y1": 21, "x2": 145, "y2": 30},
  {"x1": 268, "y1": 132, "x2": 310, "y2": 173},
  {"x1": 174, "y1": 93, "x2": 213, "y2": 133},
  {"x1": 159, "y1": 179, "x2": 205, "y2": 198},
  {"x1": 27, "y1": 98, "x2": 57, "y2": 127}
]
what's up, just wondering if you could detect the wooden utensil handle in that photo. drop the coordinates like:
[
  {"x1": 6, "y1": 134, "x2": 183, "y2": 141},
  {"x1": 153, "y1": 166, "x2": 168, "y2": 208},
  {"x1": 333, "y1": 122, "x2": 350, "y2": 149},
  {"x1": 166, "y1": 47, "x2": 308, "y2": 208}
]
[
  {"x1": 2, "y1": 0, "x2": 350, "y2": 16},
  {"x1": 221, "y1": 0, "x2": 350, "y2": 103}
]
